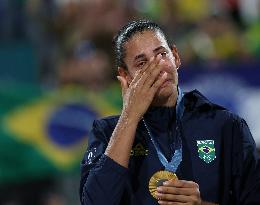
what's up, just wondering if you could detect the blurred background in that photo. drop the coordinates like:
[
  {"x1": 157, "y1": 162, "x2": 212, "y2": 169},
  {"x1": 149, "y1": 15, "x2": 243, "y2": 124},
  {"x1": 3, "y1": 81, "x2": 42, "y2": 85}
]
[{"x1": 0, "y1": 0, "x2": 259, "y2": 204}]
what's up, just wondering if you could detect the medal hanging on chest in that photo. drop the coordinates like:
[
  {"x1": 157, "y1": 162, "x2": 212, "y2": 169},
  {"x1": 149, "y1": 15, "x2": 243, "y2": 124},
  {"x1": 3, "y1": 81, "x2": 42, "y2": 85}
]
[{"x1": 143, "y1": 87, "x2": 184, "y2": 199}]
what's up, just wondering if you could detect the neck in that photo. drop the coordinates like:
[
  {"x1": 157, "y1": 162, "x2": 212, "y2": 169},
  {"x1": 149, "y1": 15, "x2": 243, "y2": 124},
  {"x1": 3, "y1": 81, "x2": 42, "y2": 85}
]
[{"x1": 151, "y1": 87, "x2": 178, "y2": 107}]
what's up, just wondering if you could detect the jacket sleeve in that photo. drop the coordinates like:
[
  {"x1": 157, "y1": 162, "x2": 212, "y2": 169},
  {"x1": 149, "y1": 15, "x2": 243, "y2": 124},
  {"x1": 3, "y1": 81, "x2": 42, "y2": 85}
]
[
  {"x1": 233, "y1": 118, "x2": 260, "y2": 205},
  {"x1": 80, "y1": 119, "x2": 129, "y2": 205}
]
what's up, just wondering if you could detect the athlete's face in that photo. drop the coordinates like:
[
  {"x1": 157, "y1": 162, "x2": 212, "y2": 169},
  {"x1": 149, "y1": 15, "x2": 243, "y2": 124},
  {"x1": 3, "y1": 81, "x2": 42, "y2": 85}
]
[{"x1": 119, "y1": 30, "x2": 181, "y2": 102}]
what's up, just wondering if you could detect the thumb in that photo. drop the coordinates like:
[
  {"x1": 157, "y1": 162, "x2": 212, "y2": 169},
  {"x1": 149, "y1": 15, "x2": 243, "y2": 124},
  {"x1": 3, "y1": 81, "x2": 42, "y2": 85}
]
[{"x1": 117, "y1": 76, "x2": 128, "y2": 96}]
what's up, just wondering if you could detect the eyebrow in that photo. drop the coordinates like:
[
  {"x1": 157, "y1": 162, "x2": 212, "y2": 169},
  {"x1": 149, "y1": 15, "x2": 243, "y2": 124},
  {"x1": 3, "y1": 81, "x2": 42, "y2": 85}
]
[
  {"x1": 134, "y1": 54, "x2": 146, "y2": 61},
  {"x1": 153, "y1": 46, "x2": 165, "y2": 53},
  {"x1": 133, "y1": 46, "x2": 166, "y2": 62}
]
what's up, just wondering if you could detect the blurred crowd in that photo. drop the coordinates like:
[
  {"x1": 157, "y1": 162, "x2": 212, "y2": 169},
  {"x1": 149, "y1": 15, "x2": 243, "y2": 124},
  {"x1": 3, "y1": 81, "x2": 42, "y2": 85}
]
[
  {"x1": 30, "y1": 0, "x2": 260, "y2": 84},
  {"x1": 0, "y1": 0, "x2": 260, "y2": 204},
  {"x1": 1, "y1": 0, "x2": 260, "y2": 87}
]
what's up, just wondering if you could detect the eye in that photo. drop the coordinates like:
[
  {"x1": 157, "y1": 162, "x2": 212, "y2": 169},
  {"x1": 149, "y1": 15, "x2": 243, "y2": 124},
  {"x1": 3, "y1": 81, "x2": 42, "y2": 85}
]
[
  {"x1": 160, "y1": 51, "x2": 167, "y2": 57},
  {"x1": 137, "y1": 61, "x2": 146, "y2": 68}
]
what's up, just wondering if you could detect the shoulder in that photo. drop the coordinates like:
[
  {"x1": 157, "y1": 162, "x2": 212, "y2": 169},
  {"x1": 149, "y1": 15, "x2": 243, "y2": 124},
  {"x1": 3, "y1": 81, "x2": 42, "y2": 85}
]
[
  {"x1": 92, "y1": 115, "x2": 120, "y2": 135},
  {"x1": 184, "y1": 89, "x2": 244, "y2": 123},
  {"x1": 184, "y1": 90, "x2": 255, "y2": 148}
]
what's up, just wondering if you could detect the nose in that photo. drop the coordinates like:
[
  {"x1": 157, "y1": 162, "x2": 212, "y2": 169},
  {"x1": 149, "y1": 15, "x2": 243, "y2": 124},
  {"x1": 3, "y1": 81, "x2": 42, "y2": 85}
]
[{"x1": 158, "y1": 59, "x2": 172, "y2": 73}]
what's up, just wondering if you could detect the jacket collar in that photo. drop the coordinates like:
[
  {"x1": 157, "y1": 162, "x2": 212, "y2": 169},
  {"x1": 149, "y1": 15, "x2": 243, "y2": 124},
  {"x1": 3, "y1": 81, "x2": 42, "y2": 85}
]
[{"x1": 184, "y1": 89, "x2": 226, "y2": 112}]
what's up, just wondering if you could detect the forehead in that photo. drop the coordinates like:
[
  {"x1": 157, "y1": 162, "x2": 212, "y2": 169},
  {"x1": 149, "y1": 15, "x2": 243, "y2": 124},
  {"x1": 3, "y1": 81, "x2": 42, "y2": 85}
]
[{"x1": 124, "y1": 30, "x2": 169, "y2": 59}]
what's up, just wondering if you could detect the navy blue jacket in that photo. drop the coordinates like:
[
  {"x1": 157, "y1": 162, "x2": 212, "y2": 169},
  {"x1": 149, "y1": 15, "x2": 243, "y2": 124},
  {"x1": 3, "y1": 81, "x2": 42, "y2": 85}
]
[{"x1": 80, "y1": 90, "x2": 260, "y2": 205}]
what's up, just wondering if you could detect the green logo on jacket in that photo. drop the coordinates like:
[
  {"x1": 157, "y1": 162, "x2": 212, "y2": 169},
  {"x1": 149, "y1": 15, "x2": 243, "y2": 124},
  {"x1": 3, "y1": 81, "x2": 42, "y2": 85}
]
[{"x1": 197, "y1": 140, "x2": 216, "y2": 163}]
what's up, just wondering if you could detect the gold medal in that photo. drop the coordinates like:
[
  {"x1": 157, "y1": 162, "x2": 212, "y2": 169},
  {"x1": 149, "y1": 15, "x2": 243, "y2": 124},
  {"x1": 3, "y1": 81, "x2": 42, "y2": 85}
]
[{"x1": 148, "y1": 170, "x2": 178, "y2": 199}]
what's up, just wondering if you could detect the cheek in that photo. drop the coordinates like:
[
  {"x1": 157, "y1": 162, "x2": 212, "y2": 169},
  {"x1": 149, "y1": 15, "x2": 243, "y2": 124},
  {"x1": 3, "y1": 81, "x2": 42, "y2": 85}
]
[
  {"x1": 168, "y1": 55, "x2": 177, "y2": 68},
  {"x1": 162, "y1": 60, "x2": 177, "y2": 74}
]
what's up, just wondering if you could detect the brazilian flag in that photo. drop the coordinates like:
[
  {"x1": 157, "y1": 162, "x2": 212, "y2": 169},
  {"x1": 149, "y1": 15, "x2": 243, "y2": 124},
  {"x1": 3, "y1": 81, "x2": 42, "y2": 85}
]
[{"x1": 0, "y1": 82, "x2": 121, "y2": 184}]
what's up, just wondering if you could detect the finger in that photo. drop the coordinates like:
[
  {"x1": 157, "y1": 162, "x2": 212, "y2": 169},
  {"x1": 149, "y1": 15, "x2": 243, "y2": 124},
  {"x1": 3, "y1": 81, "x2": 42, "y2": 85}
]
[
  {"x1": 158, "y1": 200, "x2": 185, "y2": 205},
  {"x1": 164, "y1": 180, "x2": 199, "y2": 189},
  {"x1": 157, "y1": 195, "x2": 201, "y2": 205},
  {"x1": 157, "y1": 192, "x2": 201, "y2": 205},
  {"x1": 129, "y1": 55, "x2": 157, "y2": 87},
  {"x1": 149, "y1": 71, "x2": 167, "y2": 93},
  {"x1": 117, "y1": 76, "x2": 128, "y2": 96},
  {"x1": 156, "y1": 192, "x2": 189, "y2": 202},
  {"x1": 139, "y1": 55, "x2": 156, "y2": 74},
  {"x1": 157, "y1": 186, "x2": 198, "y2": 196},
  {"x1": 143, "y1": 59, "x2": 165, "y2": 88},
  {"x1": 129, "y1": 70, "x2": 142, "y2": 87},
  {"x1": 137, "y1": 55, "x2": 162, "y2": 87}
]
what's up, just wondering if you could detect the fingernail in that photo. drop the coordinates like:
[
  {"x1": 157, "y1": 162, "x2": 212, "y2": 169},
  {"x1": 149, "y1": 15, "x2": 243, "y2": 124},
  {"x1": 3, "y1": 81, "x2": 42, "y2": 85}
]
[
  {"x1": 163, "y1": 181, "x2": 169, "y2": 185},
  {"x1": 162, "y1": 72, "x2": 167, "y2": 78},
  {"x1": 157, "y1": 187, "x2": 163, "y2": 191}
]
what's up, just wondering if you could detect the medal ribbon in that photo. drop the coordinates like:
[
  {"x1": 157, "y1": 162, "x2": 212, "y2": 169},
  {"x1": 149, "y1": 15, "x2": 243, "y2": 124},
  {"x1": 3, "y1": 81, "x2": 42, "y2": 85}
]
[{"x1": 143, "y1": 87, "x2": 184, "y2": 173}]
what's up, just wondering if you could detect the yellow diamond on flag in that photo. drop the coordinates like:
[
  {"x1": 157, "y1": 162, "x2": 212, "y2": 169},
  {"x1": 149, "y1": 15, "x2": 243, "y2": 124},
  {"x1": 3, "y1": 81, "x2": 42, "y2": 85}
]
[{"x1": 3, "y1": 85, "x2": 119, "y2": 170}]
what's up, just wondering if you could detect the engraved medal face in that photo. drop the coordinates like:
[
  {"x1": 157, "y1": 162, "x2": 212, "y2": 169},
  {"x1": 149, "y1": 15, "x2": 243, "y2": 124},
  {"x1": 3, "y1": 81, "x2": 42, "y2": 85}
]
[{"x1": 149, "y1": 170, "x2": 178, "y2": 198}]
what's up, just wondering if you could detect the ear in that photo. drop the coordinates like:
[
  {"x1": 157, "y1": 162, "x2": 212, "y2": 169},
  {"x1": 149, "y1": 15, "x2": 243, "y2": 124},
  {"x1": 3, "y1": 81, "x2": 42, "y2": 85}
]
[
  {"x1": 171, "y1": 44, "x2": 181, "y2": 70},
  {"x1": 118, "y1": 67, "x2": 132, "y2": 85}
]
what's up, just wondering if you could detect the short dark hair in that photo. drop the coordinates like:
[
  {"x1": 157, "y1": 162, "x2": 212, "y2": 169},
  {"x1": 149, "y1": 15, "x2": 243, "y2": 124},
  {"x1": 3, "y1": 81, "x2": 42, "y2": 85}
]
[{"x1": 113, "y1": 20, "x2": 169, "y2": 70}]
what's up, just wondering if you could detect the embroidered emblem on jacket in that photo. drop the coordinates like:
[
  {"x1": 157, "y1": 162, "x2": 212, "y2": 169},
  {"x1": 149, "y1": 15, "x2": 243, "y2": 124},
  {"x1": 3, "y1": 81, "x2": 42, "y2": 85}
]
[
  {"x1": 130, "y1": 143, "x2": 148, "y2": 156},
  {"x1": 197, "y1": 140, "x2": 216, "y2": 163}
]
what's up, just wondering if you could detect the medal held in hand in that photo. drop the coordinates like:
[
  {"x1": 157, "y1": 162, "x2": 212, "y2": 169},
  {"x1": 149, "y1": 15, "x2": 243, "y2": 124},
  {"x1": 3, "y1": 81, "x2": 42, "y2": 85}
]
[
  {"x1": 143, "y1": 87, "x2": 184, "y2": 199},
  {"x1": 148, "y1": 170, "x2": 178, "y2": 198}
]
